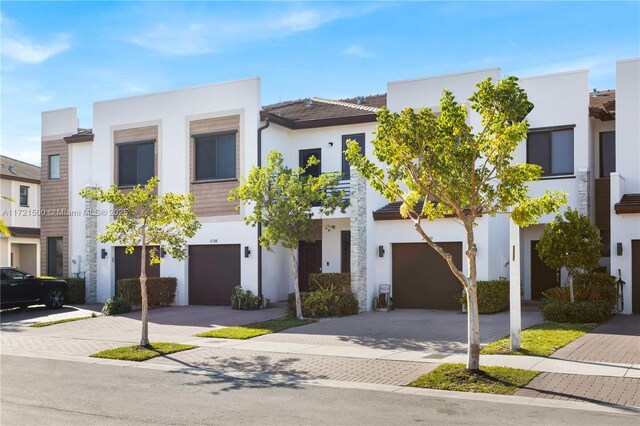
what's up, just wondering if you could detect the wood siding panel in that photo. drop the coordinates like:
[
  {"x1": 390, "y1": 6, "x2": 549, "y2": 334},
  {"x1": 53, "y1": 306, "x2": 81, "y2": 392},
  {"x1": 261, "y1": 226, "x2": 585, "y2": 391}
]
[
  {"x1": 595, "y1": 178, "x2": 611, "y2": 230},
  {"x1": 189, "y1": 116, "x2": 240, "y2": 217},
  {"x1": 40, "y1": 139, "x2": 69, "y2": 276},
  {"x1": 113, "y1": 126, "x2": 158, "y2": 187}
]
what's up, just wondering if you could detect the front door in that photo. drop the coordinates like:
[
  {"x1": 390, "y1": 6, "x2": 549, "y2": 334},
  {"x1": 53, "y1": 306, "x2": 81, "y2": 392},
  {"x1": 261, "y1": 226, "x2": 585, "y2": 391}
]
[
  {"x1": 341, "y1": 231, "x2": 351, "y2": 273},
  {"x1": 114, "y1": 246, "x2": 160, "y2": 284},
  {"x1": 298, "y1": 240, "x2": 322, "y2": 292},
  {"x1": 531, "y1": 240, "x2": 560, "y2": 300}
]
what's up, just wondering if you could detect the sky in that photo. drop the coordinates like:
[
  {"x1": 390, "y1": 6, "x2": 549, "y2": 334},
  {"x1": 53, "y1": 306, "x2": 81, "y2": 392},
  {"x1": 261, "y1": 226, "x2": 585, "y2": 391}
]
[{"x1": 1, "y1": 1, "x2": 639, "y2": 166}]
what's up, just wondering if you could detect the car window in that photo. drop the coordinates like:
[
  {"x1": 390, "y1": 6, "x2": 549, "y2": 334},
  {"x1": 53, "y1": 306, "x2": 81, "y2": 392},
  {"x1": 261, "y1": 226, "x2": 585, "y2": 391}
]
[{"x1": 3, "y1": 269, "x2": 27, "y2": 280}]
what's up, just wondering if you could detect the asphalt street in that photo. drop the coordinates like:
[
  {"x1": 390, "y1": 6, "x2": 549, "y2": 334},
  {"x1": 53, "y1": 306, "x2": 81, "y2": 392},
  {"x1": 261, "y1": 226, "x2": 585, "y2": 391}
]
[{"x1": 1, "y1": 355, "x2": 638, "y2": 425}]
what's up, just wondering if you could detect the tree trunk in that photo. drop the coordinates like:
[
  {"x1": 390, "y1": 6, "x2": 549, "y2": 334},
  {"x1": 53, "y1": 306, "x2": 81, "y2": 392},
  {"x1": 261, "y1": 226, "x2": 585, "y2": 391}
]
[
  {"x1": 568, "y1": 270, "x2": 575, "y2": 304},
  {"x1": 466, "y1": 283, "x2": 481, "y2": 371},
  {"x1": 288, "y1": 249, "x2": 303, "y2": 320},
  {"x1": 140, "y1": 234, "x2": 150, "y2": 348}
]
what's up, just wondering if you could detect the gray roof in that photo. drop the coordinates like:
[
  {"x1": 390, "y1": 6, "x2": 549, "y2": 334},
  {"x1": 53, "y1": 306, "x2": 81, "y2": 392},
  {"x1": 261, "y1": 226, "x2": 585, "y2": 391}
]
[{"x1": 0, "y1": 155, "x2": 40, "y2": 182}]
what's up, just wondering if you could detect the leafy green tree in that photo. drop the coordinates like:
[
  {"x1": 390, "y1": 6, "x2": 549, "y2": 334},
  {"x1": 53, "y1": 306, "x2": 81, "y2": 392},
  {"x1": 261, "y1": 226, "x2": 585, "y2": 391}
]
[
  {"x1": 0, "y1": 196, "x2": 14, "y2": 236},
  {"x1": 229, "y1": 150, "x2": 348, "y2": 319},
  {"x1": 536, "y1": 208, "x2": 602, "y2": 303},
  {"x1": 80, "y1": 178, "x2": 200, "y2": 347},
  {"x1": 345, "y1": 77, "x2": 566, "y2": 370}
]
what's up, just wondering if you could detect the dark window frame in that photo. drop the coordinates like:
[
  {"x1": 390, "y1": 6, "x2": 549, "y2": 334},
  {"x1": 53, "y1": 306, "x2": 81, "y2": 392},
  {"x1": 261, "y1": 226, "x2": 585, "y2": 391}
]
[
  {"x1": 19, "y1": 185, "x2": 29, "y2": 207},
  {"x1": 47, "y1": 237, "x2": 63, "y2": 277},
  {"x1": 48, "y1": 154, "x2": 60, "y2": 180},
  {"x1": 193, "y1": 131, "x2": 238, "y2": 182},
  {"x1": 599, "y1": 131, "x2": 616, "y2": 178},
  {"x1": 526, "y1": 126, "x2": 575, "y2": 178},
  {"x1": 299, "y1": 148, "x2": 322, "y2": 177},
  {"x1": 117, "y1": 140, "x2": 155, "y2": 188},
  {"x1": 342, "y1": 133, "x2": 365, "y2": 179}
]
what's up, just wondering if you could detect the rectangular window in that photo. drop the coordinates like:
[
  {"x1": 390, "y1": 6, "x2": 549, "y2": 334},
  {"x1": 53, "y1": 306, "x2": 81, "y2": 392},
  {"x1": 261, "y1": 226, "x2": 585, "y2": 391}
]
[
  {"x1": 527, "y1": 128, "x2": 574, "y2": 177},
  {"x1": 342, "y1": 133, "x2": 365, "y2": 179},
  {"x1": 49, "y1": 154, "x2": 60, "y2": 179},
  {"x1": 194, "y1": 133, "x2": 236, "y2": 181},
  {"x1": 599, "y1": 131, "x2": 616, "y2": 178},
  {"x1": 118, "y1": 142, "x2": 154, "y2": 187},
  {"x1": 19, "y1": 186, "x2": 29, "y2": 206},
  {"x1": 47, "y1": 237, "x2": 63, "y2": 277},
  {"x1": 341, "y1": 230, "x2": 351, "y2": 273},
  {"x1": 299, "y1": 148, "x2": 321, "y2": 177}
]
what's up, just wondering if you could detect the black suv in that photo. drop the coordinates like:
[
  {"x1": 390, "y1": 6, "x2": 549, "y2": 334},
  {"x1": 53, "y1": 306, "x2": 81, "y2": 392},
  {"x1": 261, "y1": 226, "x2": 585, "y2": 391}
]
[{"x1": 0, "y1": 267, "x2": 67, "y2": 310}]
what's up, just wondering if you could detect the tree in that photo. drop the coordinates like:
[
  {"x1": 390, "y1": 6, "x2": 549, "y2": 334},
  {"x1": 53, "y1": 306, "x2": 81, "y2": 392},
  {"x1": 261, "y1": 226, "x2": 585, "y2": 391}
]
[
  {"x1": 345, "y1": 77, "x2": 566, "y2": 370},
  {"x1": 80, "y1": 178, "x2": 200, "y2": 347},
  {"x1": 1, "y1": 196, "x2": 13, "y2": 236},
  {"x1": 536, "y1": 208, "x2": 602, "y2": 303},
  {"x1": 229, "y1": 150, "x2": 348, "y2": 319}
]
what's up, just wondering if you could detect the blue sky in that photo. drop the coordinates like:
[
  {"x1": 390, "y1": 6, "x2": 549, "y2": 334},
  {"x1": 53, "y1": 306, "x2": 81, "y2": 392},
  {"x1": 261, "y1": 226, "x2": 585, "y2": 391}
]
[{"x1": 2, "y1": 1, "x2": 639, "y2": 165}]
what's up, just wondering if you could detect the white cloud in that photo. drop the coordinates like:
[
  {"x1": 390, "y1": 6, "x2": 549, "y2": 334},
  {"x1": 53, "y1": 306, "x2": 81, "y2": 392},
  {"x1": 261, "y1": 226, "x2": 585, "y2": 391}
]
[
  {"x1": 342, "y1": 45, "x2": 373, "y2": 59},
  {"x1": 1, "y1": 15, "x2": 70, "y2": 64}
]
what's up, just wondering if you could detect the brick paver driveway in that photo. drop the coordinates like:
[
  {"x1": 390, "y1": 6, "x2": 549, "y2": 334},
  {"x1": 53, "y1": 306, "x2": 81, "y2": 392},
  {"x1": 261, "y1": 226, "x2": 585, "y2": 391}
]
[{"x1": 516, "y1": 315, "x2": 640, "y2": 407}]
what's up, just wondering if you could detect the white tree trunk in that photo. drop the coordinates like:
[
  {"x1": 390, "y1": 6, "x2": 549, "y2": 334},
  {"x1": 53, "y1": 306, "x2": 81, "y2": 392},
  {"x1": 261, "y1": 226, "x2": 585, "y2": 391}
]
[
  {"x1": 466, "y1": 284, "x2": 481, "y2": 370},
  {"x1": 140, "y1": 235, "x2": 150, "y2": 347},
  {"x1": 289, "y1": 249, "x2": 303, "y2": 320},
  {"x1": 568, "y1": 271, "x2": 575, "y2": 304}
]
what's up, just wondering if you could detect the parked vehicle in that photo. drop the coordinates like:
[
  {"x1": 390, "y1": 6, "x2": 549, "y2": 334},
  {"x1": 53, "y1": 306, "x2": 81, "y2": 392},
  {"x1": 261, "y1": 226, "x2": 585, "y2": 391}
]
[{"x1": 0, "y1": 267, "x2": 67, "y2": 310}]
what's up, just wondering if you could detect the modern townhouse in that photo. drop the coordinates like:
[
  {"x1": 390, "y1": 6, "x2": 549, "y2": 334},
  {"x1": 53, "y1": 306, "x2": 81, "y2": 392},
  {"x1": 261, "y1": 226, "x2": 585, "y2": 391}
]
[
  {"x1": 0, "y1": 156, "x2": 41, "y2": 275},
  {"x1": 38, "y1": 59, "x2": 639, "y2": 313}
]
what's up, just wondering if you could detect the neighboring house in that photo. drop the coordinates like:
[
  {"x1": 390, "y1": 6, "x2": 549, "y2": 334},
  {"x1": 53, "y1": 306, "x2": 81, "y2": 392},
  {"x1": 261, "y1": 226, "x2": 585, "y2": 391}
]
[
  {"x1": 40, "y1": 59, "x2": 640, "y2": 313},
  {"x1": 0, "y1": 155, "x2": 41, "y2": 275}
]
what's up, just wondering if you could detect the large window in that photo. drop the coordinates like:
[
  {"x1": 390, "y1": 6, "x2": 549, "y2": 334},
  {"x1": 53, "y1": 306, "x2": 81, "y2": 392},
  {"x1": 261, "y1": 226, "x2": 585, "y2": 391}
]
[
  {"x1": 194, "y1": 133, "x2": 236, "y2": 181},
  {"x1": 47, "y1": 237, "x2": 63, "y2": 277},
  {"x1": 299, "y1": 148, "x2": 321, "y2": 177},
  {"x1": 527, "y1": 128, "x2": 574, "y2": 177},
  {"x1": 48, "y1": 155, "x2": 60, "y2": 179},
  {"x1": 19, "y1": 186, "x2": 29, "y2": 206},
  {"x1": 342, "y1": 133, "x2": 365, "y2": 179},
  {"x1": 118, "y1": 142, "x2": 154, "y2": 187},
  {"x1": 599, "y1": 131, "x2": 616, "y2": 178}
]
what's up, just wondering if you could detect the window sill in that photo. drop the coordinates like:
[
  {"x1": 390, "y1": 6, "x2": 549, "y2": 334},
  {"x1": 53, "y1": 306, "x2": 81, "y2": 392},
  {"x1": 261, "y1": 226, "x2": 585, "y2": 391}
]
[
  {"x1": 538, "y1": 175, "x2": 575, "y2": 181},
  {"x1": 191, "y1": 178, "x2": 238, "y2": 185}
]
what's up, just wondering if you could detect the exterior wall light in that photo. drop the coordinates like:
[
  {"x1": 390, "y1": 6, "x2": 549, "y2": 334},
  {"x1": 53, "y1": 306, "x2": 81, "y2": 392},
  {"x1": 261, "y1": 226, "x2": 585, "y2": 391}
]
[
  {"x1": 101, "y1": 248, "x2": 108, "y2": 259},
  {"x1": 244, "y1": 246, "x2": 251, "y2": 258},
  {"x1": 378, "y1": 245, "x2": 385, "y2": 257},
  {"x1": 617, "y1": 242, "x2": 623, "y2": 256}
]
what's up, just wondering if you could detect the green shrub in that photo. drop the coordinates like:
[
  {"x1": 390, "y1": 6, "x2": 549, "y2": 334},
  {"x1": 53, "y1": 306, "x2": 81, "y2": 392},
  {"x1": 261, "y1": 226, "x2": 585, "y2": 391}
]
[
  {"x1": 458, "y1": 280, "x2": 510, "y2": 314},
  {"x1": 308, "y1": 273, "x2": 351, "y2": 292},
  {"x1": 574, "y1": 272, "x2": 615, "y2": 288},
  {"x1": 116, "y1": 277, "x2": 177, "y2": 307},
  {"x1": 540, "y1": 299, "x2": 612, "y2": 323},
  {"x1": 230, "y1": 285, "x2": 263, "y2": 310},
  {"x1": 287, "y1": 287, "x2": 358, "y2": 318},
  {"x1": 59, "y1": 277, "x2": 85, "y2": 304},
  {"x1": 102, "y1": 294, "x2": 132, "y2": 316}
]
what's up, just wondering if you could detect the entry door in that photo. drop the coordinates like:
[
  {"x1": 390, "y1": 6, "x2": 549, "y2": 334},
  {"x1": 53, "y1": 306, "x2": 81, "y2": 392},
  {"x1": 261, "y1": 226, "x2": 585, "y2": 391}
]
[
  {"x1": 341, "y1": 231, "x2": 351, "y2": 273},
  {"x1": 298, "y1": 240, "x2": 322, "y2": 292},
  {"x1": 531, "y1": 241, "x2": 560, "y2": 300},
  {"x1": 114, "y1": 246, "x2": 160, "y2": 283},
  {"x1": 633, "y1": 240, "x2": 640, "y2": 314}
]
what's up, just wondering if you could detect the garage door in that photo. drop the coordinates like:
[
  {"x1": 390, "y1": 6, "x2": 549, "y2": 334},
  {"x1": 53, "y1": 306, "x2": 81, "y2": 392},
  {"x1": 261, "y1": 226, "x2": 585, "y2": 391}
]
[
  {"x1": 188, "y1": 245, "x2": 241, "y2": 305},
  {"x1": 115, "y1": 246, "x2": 160, "y2": 283},
  {"x1": 392, "y1": 242, "x2": 463, "y2": 309}
]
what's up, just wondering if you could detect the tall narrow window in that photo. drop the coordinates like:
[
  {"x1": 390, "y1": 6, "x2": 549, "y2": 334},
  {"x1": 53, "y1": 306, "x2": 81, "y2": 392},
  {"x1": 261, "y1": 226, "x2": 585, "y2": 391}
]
[
  {"x1": 19, "y1": 186, "x2": 29, "y2": 206},
  {"x1": 526, "y1": 128, "x2": 574, "y2": 177},
  {"x1": 194, "y1": 132, "x2": 237, "y2": 181},
  {"x1": 49, "y1": 155, "x2": 60, "y2": 179},
  {"x1": 118, "y1": 142, "x2": 154, "y2": 187},
  {"x1": 600, "y1": 131, "x2": 616, "y2": 178},
  {"x1": 47, "y1": 237, "x2": 63, "y2": 277},
  {"x1": 342, "y1": 133, "x2": 365, "y2": 179},
  {"x1": 299, "y1": 148, "x2": 321, "y2": 177}
]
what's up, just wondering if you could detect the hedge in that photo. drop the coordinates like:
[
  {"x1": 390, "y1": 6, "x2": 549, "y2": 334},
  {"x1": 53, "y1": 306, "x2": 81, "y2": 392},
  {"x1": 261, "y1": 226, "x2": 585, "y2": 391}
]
[
  {"x1": 59, "y1": 277, "x2": 85, "y2": 304},
  {"x1": 543, "y1": 272, "x2": 617, "y2": 308},
  {"x1": 116, "y1": 277, "x2": 177, "y2": 307},
  {"x1": 308, "y1": 273, "x2": 351, "y2": 292},
  {"x1": 574, "y1": 272, "x2": 615, "y2": 288},
  {"x1": 540, "y1": 299, "x2": 613, "y2": 323},
  {"x1": 287, "y1": 289, "x2": 358, "y2": 318},
  {"x1": 458, "y1": 280, "x2": 510, "y2": 314}
]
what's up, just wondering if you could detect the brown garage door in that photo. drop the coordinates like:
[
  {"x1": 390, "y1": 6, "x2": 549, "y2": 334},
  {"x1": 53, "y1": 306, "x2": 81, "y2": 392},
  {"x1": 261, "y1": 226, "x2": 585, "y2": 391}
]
[
  {"x1": 188, "y1": 245, "x2": 241, "y2": 305},
  {"x1": 531, "y1": 240, "x2": 560, "y2": 300},
  {"x1": 392, "y1": 242, "x2": 463, "y2": 309},
  {"x1": 115, "y1": 246, "x2": 160, "y2": 283}
]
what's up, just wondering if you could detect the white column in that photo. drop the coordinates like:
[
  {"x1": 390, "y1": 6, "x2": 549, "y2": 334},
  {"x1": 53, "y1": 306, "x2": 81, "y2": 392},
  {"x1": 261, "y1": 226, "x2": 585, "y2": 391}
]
[{"x1": 509, "y1": 216, "x2": 521, "y2": 350}]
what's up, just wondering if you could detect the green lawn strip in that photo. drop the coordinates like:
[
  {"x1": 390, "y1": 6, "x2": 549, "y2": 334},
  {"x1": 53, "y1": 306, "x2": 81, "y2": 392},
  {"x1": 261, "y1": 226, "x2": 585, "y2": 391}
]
[
  {"x1": 481, "y1": 322, "x2": 597, "y2": 357},
  {"x1": 30, "y1": 315, "x2": 96, "y2": 328},
  {"x1": 409, "y1": 363, "x2": 539, "y2": 395},
  {"x1": 90, "y1": 342, "x2": 197, "y2": 361},
  {"x1": 195, "y1": 318, "x2": 316, "y2": 339}
]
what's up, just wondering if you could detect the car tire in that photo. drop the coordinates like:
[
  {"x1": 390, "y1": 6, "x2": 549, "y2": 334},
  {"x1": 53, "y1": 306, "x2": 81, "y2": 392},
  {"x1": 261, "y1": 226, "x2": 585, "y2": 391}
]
[{"x1": 45, "y1": 287, "x2": 66, "y2": 309}]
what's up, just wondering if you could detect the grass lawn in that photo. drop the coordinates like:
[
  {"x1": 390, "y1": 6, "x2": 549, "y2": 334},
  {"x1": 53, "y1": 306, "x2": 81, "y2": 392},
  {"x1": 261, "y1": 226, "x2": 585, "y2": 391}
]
[
  {"x1": 90, "y1": 342, "x2": 197, "y2": 361},
  {"x1": 30, "y1": 315, "x2": 96, "y2": 328},
  {"x1": 409, "y1": 363, "x2": 539, "y2": 395},
  {"x1": 195, "y1": 318, "x2": 316, "y2": 339},
  {"x1": 481, "y1": 322, "x2": 597, "y2": 357}
]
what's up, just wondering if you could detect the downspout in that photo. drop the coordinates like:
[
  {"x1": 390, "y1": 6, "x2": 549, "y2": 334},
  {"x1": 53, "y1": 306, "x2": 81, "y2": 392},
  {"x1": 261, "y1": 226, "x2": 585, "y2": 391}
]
[{"x1": 257, "y1": 117, "x2": 270, "y2": 298}]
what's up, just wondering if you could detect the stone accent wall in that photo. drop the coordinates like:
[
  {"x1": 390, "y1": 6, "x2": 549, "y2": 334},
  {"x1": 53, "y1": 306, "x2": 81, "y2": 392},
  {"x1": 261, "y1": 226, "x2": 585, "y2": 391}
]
[
  {"x1": 84, "y1": 193, "x2": 98, "y2": 303},
  {"x1": 577, "y1": 168, "x2": 590, "y2": 216},
  {"x1": 349, "y1": 168, "x2": 367, "y2": 311}
]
